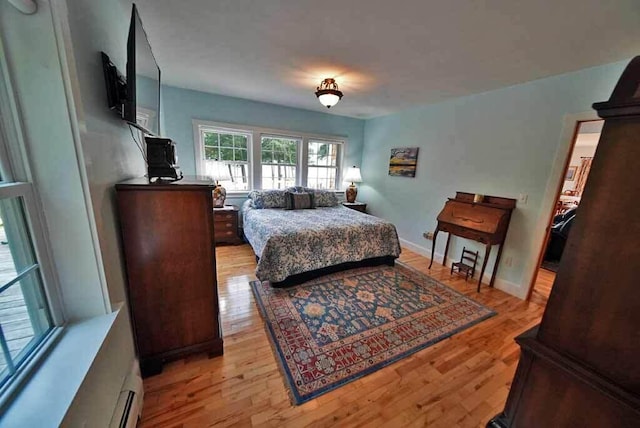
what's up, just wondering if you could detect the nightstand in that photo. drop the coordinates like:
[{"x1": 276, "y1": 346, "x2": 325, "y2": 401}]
[
  {"x1": 342, "y1": 201, "x2": 367, "y2": 213},
  {"x1": 213, "y1": 205, "x2": 242, "y2": 245}
]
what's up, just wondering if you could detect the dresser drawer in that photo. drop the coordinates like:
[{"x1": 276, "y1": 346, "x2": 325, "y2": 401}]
[
  {"x1": 214, "y1": 220, "x2": 236, "y2": 231},
  {"x1": 213, "y1": 206, "x2": 241, "y2": 245},
  {"x1": 215, "y1": 212, "x2": 235, "y2": 222}
]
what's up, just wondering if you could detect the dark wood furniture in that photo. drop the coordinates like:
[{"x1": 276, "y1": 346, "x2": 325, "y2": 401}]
[
  {"x1": 428, "y1": 192, "x2": 516, "y2": 291},
  {"x1": 489, "y1": 57, "x2": 640, "y2": 427},
  {"x1": 213, "y1": 205, "x2": 242, "y2": 245},
  {"x1": 116, "y1": 178, "x2": 223, "y2": 377},
  {"x1": 451, "y1": 246, "x2": 479, "y2": 281},
  {"x1": 342, "y1": 201, "x2": 367, "y2": 213}
]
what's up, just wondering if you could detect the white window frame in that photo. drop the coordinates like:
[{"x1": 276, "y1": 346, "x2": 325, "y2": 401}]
[
  {"x1": 193, "y1": 123, "x2": 253, "y2": 191},
  {"x1": 259, "y1": 134, "x2": 301, "y2": 190},
  {"x1": 306, "y1": 139, "x2": 343, "y2": 191},
  {"x1": 192, "y1": 119, "x2": 346, "y2": 193},
  {"x1": 0, "y1": 54, "x2": 65, "y2": 401}
]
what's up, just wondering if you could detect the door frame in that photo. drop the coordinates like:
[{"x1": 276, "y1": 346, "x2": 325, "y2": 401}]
[{"x1": 524, "y1": 111, "x2": 601, "y2": 301}]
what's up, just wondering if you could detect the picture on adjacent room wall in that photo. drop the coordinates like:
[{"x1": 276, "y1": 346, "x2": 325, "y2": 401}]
[
  {"x1": 565, "y1": 166, "x2": 578, "y2": 181},
  {"x1": 389, "y1": 147, "x2": 419, "y2": 177}
]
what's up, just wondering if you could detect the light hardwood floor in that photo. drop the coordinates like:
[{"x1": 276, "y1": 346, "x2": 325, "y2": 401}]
[
  {"x1": 530, "y1": 268, "x2": 556, "y2": 307},
  {"x1": 140, "y1": 245, "x2": 545, "y2": 427}
]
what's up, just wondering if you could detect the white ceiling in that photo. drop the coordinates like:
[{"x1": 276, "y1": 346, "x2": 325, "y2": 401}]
[{"x1": 133, "y1": 0, "x2": 640, "y2": 119}]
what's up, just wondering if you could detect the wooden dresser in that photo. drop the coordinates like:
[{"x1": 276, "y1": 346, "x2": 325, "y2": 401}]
[
  {"x1": 429, "y1": 192, "x2": 516, "y2": 291},
  {"x1": 213, "y1": 205, "x2": 242, "y2": 244},
  {"x1": 489, "y1": 57, "x2": 640, "y2": 426},
  {"x1": 116, "y1": 178, "x2": 223, "y2": 377}
]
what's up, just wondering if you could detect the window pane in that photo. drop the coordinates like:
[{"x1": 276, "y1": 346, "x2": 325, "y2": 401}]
[
  {"x1": 309, "y1": 141, "x2": 338, "y2": 167},
  {"x1": 204, "y1": 161, "x2": 249, "y2": 191},
  {"x1": 308, "y1": 167, "x2": 338, "y2": 190},
  {"x1": 0, "y1": 198, "x2": 37, "y2": 278},
  {"x1": 0, "y1": 196, "x2": 53, "y2": 388},
  {"x1": 204, "y1": 146, "x2": 219, "y2": 160},
  {"x1": 233, "y1": 135, "x2": 247, "y2": 149},
  {"x1": 219, "y1": 147, "x2": 234, "y2": 161},
  {"x1": 220, "y1": 134, "x2": 233, "y2": 148},
  {"x1": 261, "y1": 165, "x2": 296, "y2": 190},
  {"x1": 261, "y1": 137, "x2": 298, "y2": 166},
  {"x1": 308, "y1": 142, "x2": 318, "y2": 166},
  {"x1": 0, "y1": 270, "x2": 51, "y2": 388},
  {"x1": 234, "y1": 149, "x2": 247, "y2": 162},
  {"x1": 204, "y1": 132, "x2": 218, "y2": 147},
  {"x1": 326, "y1": 168, "x2": 337, "y2": 189},
  {"x1": 261, "y1": 150, "x2": 272, "y2": 163}
]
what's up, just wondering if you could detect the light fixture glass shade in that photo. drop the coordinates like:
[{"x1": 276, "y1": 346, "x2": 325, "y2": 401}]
[
  {"x1": 315, "y1": 78, "x2": 343, "y2": 108},
  {"x1": 344, "y1": 166, "x2": 362, "y2": 183},
  {"x1": 318, "y1": 93, "x2": 341, "y2": 108}
]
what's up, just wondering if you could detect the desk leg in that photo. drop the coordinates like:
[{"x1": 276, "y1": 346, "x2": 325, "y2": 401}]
[
  {"x1": 490, "y1": 244, "x2": 504, "y2": 288},
  {"x1": 428, "y1": 228, "x2": 439, "y2": 269},
  {"x1": 478, "y1": 244, "x2": 492, "y2": 292},
  {"x1": 443, "y1": 234, "x2": 452, "y2": 267}
]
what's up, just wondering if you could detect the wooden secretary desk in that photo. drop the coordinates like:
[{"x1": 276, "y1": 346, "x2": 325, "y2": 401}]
[
  {"x1": 116, "y1": 178, "x2": 223, "y2": 376},
  {"x1": 429, "y1": 192, "x2": 516, "y2": 291}
]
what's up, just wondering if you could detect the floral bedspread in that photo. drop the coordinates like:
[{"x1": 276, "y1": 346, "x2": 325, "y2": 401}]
[{"x1": 243, "y1": 204, "x2": 401, "y2": 282}]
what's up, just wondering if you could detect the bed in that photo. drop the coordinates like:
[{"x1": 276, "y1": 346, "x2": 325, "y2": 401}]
[{"x1": 242, "y1": 189, "x2": 401, "y2": 286}]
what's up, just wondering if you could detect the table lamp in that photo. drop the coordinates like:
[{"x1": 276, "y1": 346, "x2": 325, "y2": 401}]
[
  {"x1": 211, "y1": 161, "x2": 232, "y2": 208},
  {"x1": 344, "y1": 166, "x2": 362, "y2": 203}
]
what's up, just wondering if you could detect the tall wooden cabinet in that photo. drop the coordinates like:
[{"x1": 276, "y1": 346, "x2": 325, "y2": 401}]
[
  {"x1": 116, "y1": 178, "x2": 223, "y2": 377},
  {"x1": 489, "y1": 58, "x2": 640, "y2": 426}
]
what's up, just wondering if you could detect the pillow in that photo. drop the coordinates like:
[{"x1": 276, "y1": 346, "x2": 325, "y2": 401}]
[
  {"x1": 313, "y1": 189, "x2": 339, "y2": 207},
  {"x1": 285, "y1": 187, "x2": 339, "y2": 207},
  {"x1": 247, "y1": 190, "x2": 286, "y2": 209},
  {"x1": 284, "y1": 191, "x2": 315, "y2": 210}
]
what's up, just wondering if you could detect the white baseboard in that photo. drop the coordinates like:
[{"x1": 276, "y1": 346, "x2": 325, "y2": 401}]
[{"x1": 399, "y1": 238, "x2": 525, "y2": 299}]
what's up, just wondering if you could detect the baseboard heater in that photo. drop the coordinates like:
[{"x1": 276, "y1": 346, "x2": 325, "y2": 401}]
[{"x1": 109, "y1": 368, "x2": 143, "y2": 428}]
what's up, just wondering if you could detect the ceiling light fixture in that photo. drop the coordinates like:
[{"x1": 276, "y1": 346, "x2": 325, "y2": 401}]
[{"x1": 315, "y1": 78, "x2": 343, "y2": 108}]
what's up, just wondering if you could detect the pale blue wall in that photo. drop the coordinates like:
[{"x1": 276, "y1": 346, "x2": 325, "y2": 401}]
[
  {"x1": 361, "y1": 60, "x2": 628, "y2": 296},
  {"x1": 162, "y1": 85, "x2": 365, "y2": 177}
]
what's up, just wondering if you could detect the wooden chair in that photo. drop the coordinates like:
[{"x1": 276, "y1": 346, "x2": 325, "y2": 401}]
[{"x1": 451, "y1": 247, "x2": 479, "y2": 281}]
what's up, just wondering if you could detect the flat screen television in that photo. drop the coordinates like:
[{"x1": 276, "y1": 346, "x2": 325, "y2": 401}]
[{"x1": 124, "y1": 4, "x2": 161, "y2": 136}]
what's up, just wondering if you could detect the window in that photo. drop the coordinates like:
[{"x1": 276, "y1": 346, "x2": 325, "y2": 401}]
[
  {"x1": 0, "y1": 119, "x2": 55, "y2": 391},
  {"x1": 260, "y1": 136, "x2": 300, "y2": 190},
  {"x1": 193, "y1": 120, "x2": 345, "y2": 191},
  {"x1": 307, "y1": 140, "x2": 341, "y2": 190},
  {"x1": 198, "y1": 127, "x2": 251, "y2": 191}
]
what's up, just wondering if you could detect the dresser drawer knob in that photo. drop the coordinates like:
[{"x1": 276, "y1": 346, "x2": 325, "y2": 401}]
[{"x1": 226, "y1": 223, "x2": 232, "y2": 227}]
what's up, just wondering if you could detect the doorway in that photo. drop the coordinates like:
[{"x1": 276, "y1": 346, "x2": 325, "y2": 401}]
[{"x1": 528, "y1": 119, "x2": 604, "y2": 304}]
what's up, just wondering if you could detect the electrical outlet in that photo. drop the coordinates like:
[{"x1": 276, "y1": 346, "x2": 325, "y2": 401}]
[
  {"x1": 504, "y1": 256, "x2": 513, "y2": 267},
  {"x1": 423, "y1": 231, "x2": 434, "y2": 240},
  {"x1": 518, "y1": 193, "x2": 528, "y2": 205}
]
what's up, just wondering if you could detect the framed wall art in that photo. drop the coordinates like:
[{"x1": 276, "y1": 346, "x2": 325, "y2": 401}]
[{"x1": 389, "y1": 147, "x2": 419, "y2": 177}]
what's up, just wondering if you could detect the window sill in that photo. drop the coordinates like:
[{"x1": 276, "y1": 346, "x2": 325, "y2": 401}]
[{"x1": 1, "y1": 306, "x2": 123, "y2": 427}]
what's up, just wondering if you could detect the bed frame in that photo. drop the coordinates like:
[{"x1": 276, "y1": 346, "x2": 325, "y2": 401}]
[{"x1": 254, "y1": 254, "x2": 397, "y2": 287}]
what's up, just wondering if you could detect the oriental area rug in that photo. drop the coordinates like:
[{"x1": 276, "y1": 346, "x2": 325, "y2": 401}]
[{"x1": 250, "y1": 263, "x2": 495, "y2": 405}]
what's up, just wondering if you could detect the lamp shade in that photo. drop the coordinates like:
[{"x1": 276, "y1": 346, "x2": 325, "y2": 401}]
[
  {"x1": 209, "y1": 161, "x2": 231, "y2": 182},
  {"x1": 344, "y1": 166, "x2": 362, "y2": 183}
]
